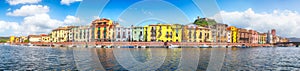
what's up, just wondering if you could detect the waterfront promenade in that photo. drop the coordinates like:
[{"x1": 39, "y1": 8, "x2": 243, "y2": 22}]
[{"x1": 11, "y1": 42, "x2": 272, "y2": 47}]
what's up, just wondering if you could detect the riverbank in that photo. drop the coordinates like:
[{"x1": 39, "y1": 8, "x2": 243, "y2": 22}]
[{"x1": 6, "y1": 42, "x2": 277, "y2": 48}]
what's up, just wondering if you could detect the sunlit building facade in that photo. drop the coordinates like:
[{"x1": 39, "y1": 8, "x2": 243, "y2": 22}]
[{"x1": 90, "y1": 18, "x2": 115, "y2": 42}]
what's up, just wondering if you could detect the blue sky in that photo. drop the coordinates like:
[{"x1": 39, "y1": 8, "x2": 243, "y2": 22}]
[{"x1": 0, "y1": 0, "x2": 300, "y2": 37}]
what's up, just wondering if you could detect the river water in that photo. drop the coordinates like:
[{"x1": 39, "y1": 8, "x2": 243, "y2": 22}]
[{"x1": 0, "y1": 45, "x2": 300, "y2": 71}]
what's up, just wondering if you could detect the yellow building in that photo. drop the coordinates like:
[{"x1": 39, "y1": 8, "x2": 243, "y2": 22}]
[
  {"x1": 183, "y1": 24, "x2": 212, "y2": 42},
  {"x1": 144, "y1": 25, "x2": 156, "y2": 42},
  {"x1": 227, "y1": 26, "x2": 239, "y2": 43},
  {"x1": 20, "y1": 36, "x2": 28, "y2": 43},
  {"x1": 51, "y1": 26, "x2": 72, "y2": 42},
  {"x1": 183, "y1": 25, "x2": 197, "y2": 42},
  {"x1": 14, "y1": 37, "x2": 20, "y2": 43},
  {"x1": 196, "y1": 27, "x2": 212, "y2": 42},
  {"x1": 156, "y1": 24, "x2": 173, "y2": 42},
  {"x1": 9, "y1": 36, "x2": 15, "y2": 43},
  {"x1": 144, "y1": 24, "x2": 182, "y2": 42},
  {"x1": 41, "y1": 34, "x2": 51, "y2": 42},
  {"x1": 91, "y1": 18, "x2": 115, "y2": 41},
  {"x1": 171, "y1": 24, "x2": 183, "y2": 42}
]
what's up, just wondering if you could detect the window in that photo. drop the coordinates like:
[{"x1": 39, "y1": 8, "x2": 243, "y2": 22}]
[{"x1": 200, "y1": 32, "x2": 202, "y2": 39}]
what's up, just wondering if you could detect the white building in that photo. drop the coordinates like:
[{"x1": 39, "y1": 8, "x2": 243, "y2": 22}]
[
  {"x1": 28, "y1": 35, "x2": 42, "y2": 42},
  {"x1": 114, "y1": 25, "x2": 132, "y2": 42}
]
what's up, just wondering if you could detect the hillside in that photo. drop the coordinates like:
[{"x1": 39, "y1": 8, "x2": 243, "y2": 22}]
[
  {"x1": 0, "y1": 37, "x2": 9, "y2": 43},
  {"x1": 193, "y1": 18, "x2": 217, "y2": 27}
]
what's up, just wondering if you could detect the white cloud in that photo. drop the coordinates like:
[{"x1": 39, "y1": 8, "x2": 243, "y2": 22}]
[
  {"x1": 0, "y1": 15, "x2": 79, "y2": 36},
  {"x1": 7, "y1": 5, "x2": 49, "y2": 17},
  {"x1": 212, "y1": 8, "x2": 300, "y2": 38},
  {"x1": 6, "y1": 0, "x2": 41, "y2": 5},
  {"x1": 0, "y1": 21, "x2": 19, "y2": 33},
  {"x1": 60, "y1": 0, "x2": 82, "y2": 5},
  {"x1": 64, "y1": 15, "x2": 80, "y2": 24}
]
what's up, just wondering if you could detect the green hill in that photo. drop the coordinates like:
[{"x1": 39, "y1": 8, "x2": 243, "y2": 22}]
[
  {"x1": 193, "y1": 18, "x2": 217, "y2": 27},
  {"x1": 0, "y1": 37, "x2": 9, "y2": 43}
]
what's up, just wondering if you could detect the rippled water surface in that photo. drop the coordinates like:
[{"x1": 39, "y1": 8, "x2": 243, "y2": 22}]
[{"x1": 0, "y1": 45, "x2": 300, "y2": 70}]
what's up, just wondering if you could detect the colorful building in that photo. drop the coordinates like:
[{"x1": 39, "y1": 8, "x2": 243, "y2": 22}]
[
  {"x1": 115, "y1": 25, "x2": 132, "y2": 42},
  {"x1": 196, "y1": 26, "x2": 212, "y2": 42},
  {"x1": 155, "y1": 24, "x2": 173, "y2": 42},
  {"x1": 209, "y1": 23, "x2": 228, "y2": 43},
  {"x1": 68, "y1": 26, "x2": 78, "y2": 42},
  {"x1": 14, "y1": 37, "x2": 20, "y2": 43},
  {"x1": 41, "y1": 34, "x2": 51, "y2": 42},
  {"x1": 182, "y1": 24, "x2": 211, "y2": 42},
  {"x1": 90, "y1": 18, "x2": 116, "y2": 42},
  {"x1": 9, "y1": 36, "x2": 15, "y2": 43},
  {"x1": 72, "y1": 26, "x2": 91, "y2": 42},
  {"x1": 132, "y1": 26, "x2": 144, "y2": 42},
  {"x1": 249, "y1": 30, "x2": 258, "y2": 44},
  {"x1": 258, "y1": 33, "x2": 267, "y2": 44},
  {"x1": 171, "y1": 24, "x2": 183, "y2": 42},
  {"x1": 19, "y1": 36, "x2": 28, "y2": 43},
  {"x1": 144, "y1": 25, "x2": 157, "y2": 42},
  {"x1": 227, "y1": 26, "x2": 239, "y2": 43},
  {"x1": 51, "y1": 26, "x2": 72, "y2": 42},
  {"x1": 238, "y1": 28, "x2": 250, "y2": 43},
  {"x1": 28, "y1": 35, "x2": 42, "y2": 42}
]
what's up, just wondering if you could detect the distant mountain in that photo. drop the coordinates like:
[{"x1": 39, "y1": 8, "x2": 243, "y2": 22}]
[{"x1": 288, "y1": 38, "x2": 300, "y2": 42}]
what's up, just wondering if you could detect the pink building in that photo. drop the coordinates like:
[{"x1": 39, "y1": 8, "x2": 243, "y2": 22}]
[{"x1": 249, "y1": 30, "x2": 259, "y2": 44}]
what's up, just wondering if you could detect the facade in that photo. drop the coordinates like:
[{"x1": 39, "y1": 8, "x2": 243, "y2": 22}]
[
  {"x1": 9, "y1": 36, "x2": 15, "y2": 43},
  {"x1": 144, "y1": 25, "x2": 157, "y2": 42},
  {"x1": 249, "y1": 30, "x2": 259, "y2": 44},
  {"x1": 183, "y1": 24, "x2": 197, "y2": 42},
  {"x1": 238, "y1": 28, "x2": 250, "y2": 43},
  {"x1": 156, "y1": 24, "x2": 173, "y2": 42},
  {"x1": 14, "y1": 37, "x2": 20, "y2": 43},
  {"x1": 271, "y1": 29, "x2": 278, "y2": 43},
  {"x1": 183, "y1": 24, "x2": 211, "y2": 42},
  {"x1": 51, "y1": 26, "x2": 71, "y2": 42},
  {"x1": 19, "y1": 36, "x2": 28, "y2": 43},
  {"x1": 68, "y1": 26, "x2": 79, "y2": 42},
  {"x1": 227, "y1": 26, "x2": 239, "y2": 43},
  {"x1": 41, "y1": 34, "x2": 51, "y2": 42},
  {"x1": 267, "y1": 31, "x2": 273, "y2": 44},
  {"x1": 90, "y1": 18, "x2": 116, "y2": 42},
  {"x1": 115, "y1": 25, "x2": 132, "y2": 42},
  {"x1": 227, "y1": 30, "x2": 232, "y2": 43},
  {"x1": 73, "y1": 26, "x2": 91, "y2": 42},
  {"x1": 28, "y1": 35, "x2": 42, "y2": 42},
  {"x1": 132, "y1": 27, "x2": 144, "y2": 42},
  {"x1": 210, "y1": 24, "x2": 228, "y2": 43},
  {"x1": 196, "y1": 26, "x2": 212, "y2": 42},
  {"x1": 258, "y1": 33, "x2": 267, "y2": 44},
  {"x1": 171, "y1": 24, "x2": 183, "y2": 42}
]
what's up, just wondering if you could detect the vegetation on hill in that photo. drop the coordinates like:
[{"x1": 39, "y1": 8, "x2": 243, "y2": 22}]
[
  {"x1": 193, "y1": 18, "x2": 217, "y2": 27},
  {"x1": 0, "y1": 37, "x2": 9, "y2": 43}
]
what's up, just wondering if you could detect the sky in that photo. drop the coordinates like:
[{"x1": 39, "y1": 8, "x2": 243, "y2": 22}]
[{"x1": 0, "y1": 0, "x2": 300, "y2": 38}]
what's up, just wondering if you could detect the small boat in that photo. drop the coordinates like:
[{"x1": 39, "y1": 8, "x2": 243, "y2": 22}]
[
  {"x1": 106, "y1": 45, "x2": 112, "y2": 48},
  {"x1": 141, "y1": 46, "x2": 146, "y2": 48},
  {"x1": 169, "y1": 45, "x2": 180, "y2": 48},
  {"x1": 96, "y1": 45, "x2": 102, "y2": 48},
  {"x1": 201, "y1": 44, "x2": 209, "y2": 48}
]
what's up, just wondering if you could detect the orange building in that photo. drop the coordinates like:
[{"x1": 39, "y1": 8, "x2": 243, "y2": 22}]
[{"x1": 90, "y1": 18, "x2": 116, "y2": 42}]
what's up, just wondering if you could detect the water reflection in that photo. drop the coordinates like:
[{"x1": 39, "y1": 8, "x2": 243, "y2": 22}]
[{"x1": 1, "y1": 46, "x2": 300, "y2": 70}]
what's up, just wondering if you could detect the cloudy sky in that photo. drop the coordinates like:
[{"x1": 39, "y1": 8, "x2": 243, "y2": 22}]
[{"x1": 0, "y1": 0, "x2": 299, "y2": 38}]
